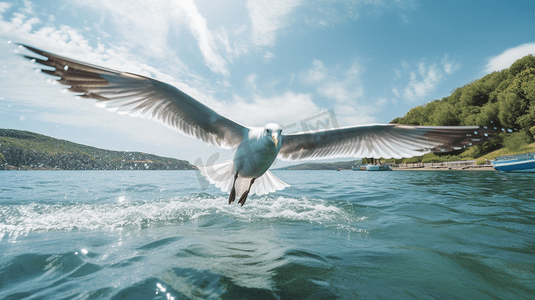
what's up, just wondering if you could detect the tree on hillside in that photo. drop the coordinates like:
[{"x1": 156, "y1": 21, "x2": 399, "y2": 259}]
[
  {"x1": 430, "y1": 102, "x2": 459, "y2": 126},
  {"x1": 475, "y1": 102, "x2": 499, "y2": 126},
  {"x1": 498, "y1": 67, "x2": 535, "y2": 129},
  {"x1": 459, "y1": 79, "x2": 491, "y2": 107},
  {"x1": 509, "y1": 54, "x2": 535, "y2": 77}
]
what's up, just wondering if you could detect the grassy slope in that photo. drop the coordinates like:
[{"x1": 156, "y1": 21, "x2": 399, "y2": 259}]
[{"x1": 475, "y1": 142, "x2": 535, "y2": 164}]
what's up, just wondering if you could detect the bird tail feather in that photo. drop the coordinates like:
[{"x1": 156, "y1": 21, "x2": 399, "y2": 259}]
[
  {"x1": 196, "y1": 160, "x2": 289, "y2": 196},
  {"x1": 250, "y1": 170, "x2": 290, "y2": 196},
  {"x1": 196, "y1": 160, "x2": 236, "y2": 194}
]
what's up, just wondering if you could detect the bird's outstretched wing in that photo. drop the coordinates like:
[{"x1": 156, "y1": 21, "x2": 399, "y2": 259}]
[
  {"x1": 20, "y1": 44, "x2": 248, "y2": 149},
  {"x1": 279, "y1": 124, "x2": 492, "y2": 160}
]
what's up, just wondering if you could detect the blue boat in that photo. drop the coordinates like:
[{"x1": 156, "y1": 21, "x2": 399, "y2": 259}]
[{"x1": 492, "y1": 152, "x2": 535, "y2": 173}]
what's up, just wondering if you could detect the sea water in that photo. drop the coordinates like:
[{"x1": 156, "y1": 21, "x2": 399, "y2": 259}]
[{"x1": 0, "y1": 170, "x2": 534, "y2": 299}]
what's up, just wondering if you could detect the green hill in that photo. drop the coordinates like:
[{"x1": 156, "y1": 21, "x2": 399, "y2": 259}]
[
  {"x1": 391, "y1": 54, "x2": 535, "y2": 131},
  {"x1": 0, "y1": 129, "x2": 195, "y2": 170},
  {"x1": 388, "y1": 54, "x2": 535, "y2": 164}
]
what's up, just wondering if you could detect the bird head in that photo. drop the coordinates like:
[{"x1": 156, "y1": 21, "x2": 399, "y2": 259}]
[{"x1": 264, "y1": 123, "x2": 283, "y2": 147}]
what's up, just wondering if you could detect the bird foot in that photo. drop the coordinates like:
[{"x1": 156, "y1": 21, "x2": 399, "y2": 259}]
[
  {"x1": 228, "y1": 172, "x2": 239, "y2": 204},
  {"x1": 238, "y1": 178, "x2": 255, "y2": 206},
  {"x1": 228, "y1": 187, "x2": 236, "y2": 204},
  {"x1": 238, "y1": 190, "x2": 249, "y2": 206}
]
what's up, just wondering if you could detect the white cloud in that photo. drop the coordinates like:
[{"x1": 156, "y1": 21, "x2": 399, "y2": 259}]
[
  {"x1": 301, "y1": 59, "x2": 364, "y2": 103},
  {"x1": 0, "y1": 2, "x2": 216, "y2": 93},
  {"x1": 247, "y1": 0, "x2": 301, "y2": 47},
  {"x1": 21, "y1": 0, "x2": 34, "y2": 15},
  {"x1": 397, "y1": 55, "x2": 459, "y2": 102},
  {"x1": 175, "y1": 0, "x2": 229, "y2": 76},
  {"x1": 73, "y1": 0, "x2": 172, "y2": 56},
  {"x1": 403, "y1": 62, "x2": 442, "y2": 101},
  {"x1": 72, "y1": 0, "x2": 229, "y2": 76},
  {"x1": 443, "y1": 61, "x2": 453, "y2": 75},
  {"x1": 485, "y1": 43, "x2": 535, "y2": 73},
  {"x1": 246, "y1": 73, "x2": 257, "y2": 90},
  {"x1": 442, "y1": 54, "x2": 459, "y2": 75},
  {"x1": 376, "y1": 97, "x2": 388, "y2": 106},
  {"x1": 300, "y1": 59, "x2": 377, "y2": 126},
  {"x1": 302, "y1": 59, "x2": 328, "y2": 84},
  {"x1": 263, "y1": 51, "x2": 275, "y2": 63},
  {"x1": 318, "y1": 81, "x2": 351, "y2": 102},
  {"x1": 0, "y1": 2, "x2": 11, "y2": 13},
  {"x1": 230, "y1": 92, "x2": 321, "y2": 127}
]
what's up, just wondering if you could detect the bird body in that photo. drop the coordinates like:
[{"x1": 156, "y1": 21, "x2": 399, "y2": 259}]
[
  {"x1": 19, "y1": 44, "x2": 493, "y2": 206},
  {"x1": 234, "y1": 124, "x2": 282, "y2": 178},
  {"x1": 197, "y1": 124, "x2": 284, "y2": 205}
]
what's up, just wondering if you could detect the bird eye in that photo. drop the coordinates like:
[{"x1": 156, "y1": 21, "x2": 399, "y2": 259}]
[{"x1": 267, "y1": 129, "x2": 271, "y2": 133}]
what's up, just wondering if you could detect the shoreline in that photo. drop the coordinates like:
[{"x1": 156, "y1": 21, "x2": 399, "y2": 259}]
[
  {"x1": 393, "y1": 165, "x2": 495, "y2": 171},
  {"x1": 297, "y1": 165, "x2": 497, "y2": 171}
]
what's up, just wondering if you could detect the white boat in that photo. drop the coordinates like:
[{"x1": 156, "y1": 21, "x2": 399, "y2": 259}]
[
  {"x1": 366, "y1": 164, "x2": 392, "y2": 171},
  {"x1": 492, "y1": 152, "x2": 535, "y2": 173}
]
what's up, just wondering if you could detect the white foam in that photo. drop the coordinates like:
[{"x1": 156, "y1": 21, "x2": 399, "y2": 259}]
[{"x1": 0, "y1": 195, "x2": 365, "y2": 237}]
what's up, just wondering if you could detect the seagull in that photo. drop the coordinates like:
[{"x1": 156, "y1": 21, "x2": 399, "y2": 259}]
[{"x1": 19, "y1": 44, "x2": 491, "y2": 206}]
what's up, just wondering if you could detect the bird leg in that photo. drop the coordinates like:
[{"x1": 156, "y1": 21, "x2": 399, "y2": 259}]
[
  {"x1": 238, "y1": 178, "x2": 256, "y2": 207},
  {"x1": 228, "y1": 172, "x2": 239, "y2": 204}
]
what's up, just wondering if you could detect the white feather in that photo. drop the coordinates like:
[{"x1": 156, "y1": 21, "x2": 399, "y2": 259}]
[
  {"x1": 250, "y1": 170, "x2": 290, "y2": 196},
  {"x1": 196, "y1": 160, "x2": 235, "y2": 194},
  {"x1": 196, "y1": 161, "x2": 288, "y2": 196}
]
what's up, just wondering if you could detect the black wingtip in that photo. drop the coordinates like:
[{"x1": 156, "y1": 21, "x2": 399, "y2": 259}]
[
  {"x1": 15, "y1": 44, "x2": 50, "y2": 60},
  {"x1": 17, "y1": 43, "x2": 37, "y2": 52}
]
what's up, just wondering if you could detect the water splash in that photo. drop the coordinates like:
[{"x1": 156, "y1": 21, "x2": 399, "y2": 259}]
[{"x1": 0, "y1": 194, "x2": 363, "y2": 237}]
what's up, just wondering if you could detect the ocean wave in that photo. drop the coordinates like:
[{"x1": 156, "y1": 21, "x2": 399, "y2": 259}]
[{"x1": 0, "y1": 194, "x2": 364, "y2": 237}]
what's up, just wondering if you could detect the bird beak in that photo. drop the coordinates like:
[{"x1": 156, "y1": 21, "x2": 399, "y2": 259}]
[{"x1": 272, "y1": 135, "x2": 279, "y2": 146}]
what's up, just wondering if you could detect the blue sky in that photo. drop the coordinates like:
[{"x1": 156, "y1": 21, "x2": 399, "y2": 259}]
[{"x1": 1, "y1": 0, "x2": 535, "y2": 166}]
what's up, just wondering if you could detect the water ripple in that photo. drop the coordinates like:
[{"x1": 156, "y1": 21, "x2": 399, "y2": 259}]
[{"x1": 1, "y1": 170, "x2": 534, "y2": 299}]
